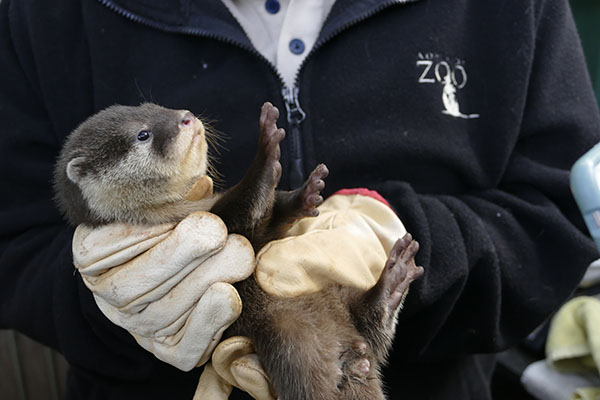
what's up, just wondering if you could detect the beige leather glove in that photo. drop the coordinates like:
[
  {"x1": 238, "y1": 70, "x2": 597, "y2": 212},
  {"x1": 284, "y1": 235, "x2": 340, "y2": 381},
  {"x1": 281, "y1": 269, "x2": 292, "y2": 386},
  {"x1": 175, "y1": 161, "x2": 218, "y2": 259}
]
[
  {"x1": 195, "y1": 190, "x2": 406, "y2": 399},
  {"x1": 73, "y1": 177, "x2": 256, "y2": 371},
  {"x1": 256, "y1": 191, "x2": 406, "y2": 296},
  {"x1": 194, "y1": 337, "x2": 276, "y2": 400}
]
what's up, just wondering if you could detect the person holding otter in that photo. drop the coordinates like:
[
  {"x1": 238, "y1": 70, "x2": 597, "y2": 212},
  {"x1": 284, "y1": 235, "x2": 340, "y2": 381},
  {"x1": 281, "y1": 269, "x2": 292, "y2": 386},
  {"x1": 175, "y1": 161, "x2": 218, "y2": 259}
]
[{"x1": 1, "y1": 0, "x2": 600, "y2": 399}]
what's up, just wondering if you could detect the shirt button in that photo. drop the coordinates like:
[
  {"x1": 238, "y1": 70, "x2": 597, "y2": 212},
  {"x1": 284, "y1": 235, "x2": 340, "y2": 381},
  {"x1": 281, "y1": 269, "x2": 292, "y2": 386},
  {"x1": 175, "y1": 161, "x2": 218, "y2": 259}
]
[
  {"x1": 289, "y1": 38, "x2": 305, "y2": 55},
  {"x1": 265, "y1": 0, "x2": 280, "y2": 14}
]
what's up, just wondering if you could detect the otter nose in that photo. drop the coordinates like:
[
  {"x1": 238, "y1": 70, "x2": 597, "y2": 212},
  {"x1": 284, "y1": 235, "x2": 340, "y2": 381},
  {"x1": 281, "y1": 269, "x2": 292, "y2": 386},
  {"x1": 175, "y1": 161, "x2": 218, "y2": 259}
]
[{"x1": 181, "y1": 111, "x2": 195, "y2": 126}]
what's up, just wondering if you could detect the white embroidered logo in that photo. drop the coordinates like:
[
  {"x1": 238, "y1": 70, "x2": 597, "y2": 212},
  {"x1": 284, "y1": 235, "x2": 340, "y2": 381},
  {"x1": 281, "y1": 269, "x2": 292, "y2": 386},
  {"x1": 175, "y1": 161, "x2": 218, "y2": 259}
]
[{"x1": 416, "y1": 52, "x2": 480, "y2": 119}]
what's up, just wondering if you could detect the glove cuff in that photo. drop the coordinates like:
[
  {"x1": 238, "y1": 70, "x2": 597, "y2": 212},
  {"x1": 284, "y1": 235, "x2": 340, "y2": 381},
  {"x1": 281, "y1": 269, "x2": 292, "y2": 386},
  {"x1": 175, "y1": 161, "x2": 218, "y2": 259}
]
[{"x1": 332, "y1": 188, "x2": 391, "y2": 208}]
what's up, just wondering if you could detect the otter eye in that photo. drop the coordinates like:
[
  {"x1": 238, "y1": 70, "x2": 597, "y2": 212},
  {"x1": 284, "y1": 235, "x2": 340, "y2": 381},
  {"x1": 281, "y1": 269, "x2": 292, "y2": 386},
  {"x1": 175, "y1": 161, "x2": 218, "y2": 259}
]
[{"x1": 137, "y1": 130, "x2": 151, "y2": 141}]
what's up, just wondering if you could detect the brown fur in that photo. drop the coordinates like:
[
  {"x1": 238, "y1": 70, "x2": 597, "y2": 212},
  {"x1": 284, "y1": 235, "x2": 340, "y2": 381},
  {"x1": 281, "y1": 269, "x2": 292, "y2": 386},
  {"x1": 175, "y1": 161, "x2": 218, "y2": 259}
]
[{"x1": 53, "y1": 102, "x2": 424, "y2": 399}]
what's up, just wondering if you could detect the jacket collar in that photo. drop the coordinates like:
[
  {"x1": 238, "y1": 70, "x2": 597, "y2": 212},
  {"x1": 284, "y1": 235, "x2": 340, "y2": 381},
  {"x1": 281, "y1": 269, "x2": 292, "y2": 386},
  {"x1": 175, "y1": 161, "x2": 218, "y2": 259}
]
[
  {"x1": 100, "y1": 0, "x2": 421, "y2": 52},
  {"x1": 101, "y1": 0, "x2": 253, "y2": 47},
  {"x1": 321, "y1": 0, "x2": 421, "y2": 42}
]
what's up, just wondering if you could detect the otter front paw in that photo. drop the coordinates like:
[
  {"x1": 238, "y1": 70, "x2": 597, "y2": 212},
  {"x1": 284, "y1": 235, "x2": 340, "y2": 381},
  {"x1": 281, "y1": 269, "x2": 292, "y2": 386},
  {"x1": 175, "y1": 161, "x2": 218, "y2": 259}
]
[
  {"x1": 257, "y1": 102, "x2": 286, "y2": 186},
  {"x1": 297, "y1": 163, "x2": 329, "y2": 217}
]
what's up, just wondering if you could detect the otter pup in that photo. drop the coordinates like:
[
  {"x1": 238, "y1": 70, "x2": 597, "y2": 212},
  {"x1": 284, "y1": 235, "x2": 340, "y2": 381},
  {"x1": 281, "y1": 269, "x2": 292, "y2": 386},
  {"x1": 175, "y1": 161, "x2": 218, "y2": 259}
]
[{"x1": 53, "y1": 102, "x2": 423, "y2": 400}]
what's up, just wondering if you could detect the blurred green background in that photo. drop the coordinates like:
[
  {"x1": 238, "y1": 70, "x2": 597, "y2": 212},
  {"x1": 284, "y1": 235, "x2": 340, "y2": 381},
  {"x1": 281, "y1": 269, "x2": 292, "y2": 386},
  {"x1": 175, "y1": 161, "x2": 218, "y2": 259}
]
[{"x1": 572, "y1": 0, "x2": 600, "y2": 103}]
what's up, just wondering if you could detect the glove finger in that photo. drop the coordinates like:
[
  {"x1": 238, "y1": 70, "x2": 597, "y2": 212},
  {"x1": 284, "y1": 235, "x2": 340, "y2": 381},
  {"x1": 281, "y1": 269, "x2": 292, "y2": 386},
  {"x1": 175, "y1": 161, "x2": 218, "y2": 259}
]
[
  {"x1": 148, "y1": 234, "x2": 254, "y2": 336},
  {"x1": 74, "y1": 222, "x2": 175, "y2": 274},
  {"x1": 231, "y1": 353, "x2": 276, "y2": 400},
  {"x1": 131, "y1": 282, "x2": 243, "y2": 371},
  {"x1": 82, "y1": 212, "x2": 228, "y2": 308},
  {"x1": 212, "y1": 336, "x2": 256, "y2": 386},
  {"x1": 193, "y1": 362, "x2": 232, "y2": 400},
  {"x1": 212, "y1": 337, "x2": 276, "y2": 400},
  {"x1": 186, "y1": 175, "x2": 214, "y2": 201}
]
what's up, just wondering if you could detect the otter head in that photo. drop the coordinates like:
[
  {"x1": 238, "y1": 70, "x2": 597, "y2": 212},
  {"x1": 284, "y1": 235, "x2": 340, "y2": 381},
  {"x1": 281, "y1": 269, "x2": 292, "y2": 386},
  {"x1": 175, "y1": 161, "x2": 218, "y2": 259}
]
[{"x1": 54, "y1": 103, "x2": 209, "y2": 226}]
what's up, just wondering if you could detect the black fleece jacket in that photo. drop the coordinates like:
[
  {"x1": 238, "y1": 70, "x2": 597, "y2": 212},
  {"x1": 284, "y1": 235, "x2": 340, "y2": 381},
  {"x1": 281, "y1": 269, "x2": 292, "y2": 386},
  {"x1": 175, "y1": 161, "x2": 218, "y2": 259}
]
[{"x1": 1, "y1": 0, "x2": 599, "y2": 399}]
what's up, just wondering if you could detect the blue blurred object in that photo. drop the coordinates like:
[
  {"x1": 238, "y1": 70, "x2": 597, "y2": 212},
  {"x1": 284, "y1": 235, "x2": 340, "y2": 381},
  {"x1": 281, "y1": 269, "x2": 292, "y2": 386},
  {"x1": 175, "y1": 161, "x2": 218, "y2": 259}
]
[{"x1": 571, "y1": 142, "x2": 600, "y2": 253}]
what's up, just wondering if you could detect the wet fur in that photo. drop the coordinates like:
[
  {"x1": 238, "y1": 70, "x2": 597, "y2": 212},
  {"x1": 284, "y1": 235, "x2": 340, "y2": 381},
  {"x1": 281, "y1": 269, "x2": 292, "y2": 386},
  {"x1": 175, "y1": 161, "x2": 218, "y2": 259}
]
[{"x1": 54, "y1": 102, "x2": 423, "y2": 400}]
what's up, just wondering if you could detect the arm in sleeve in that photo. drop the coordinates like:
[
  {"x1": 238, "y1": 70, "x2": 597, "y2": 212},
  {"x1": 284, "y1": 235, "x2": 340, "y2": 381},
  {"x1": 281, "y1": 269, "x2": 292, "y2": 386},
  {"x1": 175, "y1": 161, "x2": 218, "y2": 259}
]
[
  {"x1": 376, "y1": 0, "x2": 600, "y2": 361},
  {"x1": 0, "y1": 0, "x2": 181, "y2": 382}
]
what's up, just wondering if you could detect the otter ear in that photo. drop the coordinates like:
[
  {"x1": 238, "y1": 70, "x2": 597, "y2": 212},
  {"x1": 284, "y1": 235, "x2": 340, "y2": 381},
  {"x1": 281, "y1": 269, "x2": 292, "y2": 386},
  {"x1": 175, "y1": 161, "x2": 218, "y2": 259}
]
[{"x1": 66, "y1": 157, "x2": 86, "y2": 184}]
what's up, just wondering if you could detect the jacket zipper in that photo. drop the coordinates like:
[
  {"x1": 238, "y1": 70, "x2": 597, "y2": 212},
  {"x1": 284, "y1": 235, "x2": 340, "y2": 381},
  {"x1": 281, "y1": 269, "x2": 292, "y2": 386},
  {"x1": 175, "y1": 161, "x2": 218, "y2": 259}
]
[
  {"x1": 282, "y1": 0, "x2": 411, "y2": 187},
  {"x1": 98, "y1": 0, "x2": 412, "y2": 188},
  {"x1": 281, "y1": 86, "x2": 307, "y2": 189}
]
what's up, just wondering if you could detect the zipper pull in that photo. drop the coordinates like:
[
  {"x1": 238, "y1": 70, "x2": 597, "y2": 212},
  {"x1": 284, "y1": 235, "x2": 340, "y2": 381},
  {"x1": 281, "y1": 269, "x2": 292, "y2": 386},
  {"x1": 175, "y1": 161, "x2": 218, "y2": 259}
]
[
  {"x1": 281, "y1": 86, "x2": 306, "y2": 188},
  {"x1": 282, "y1": 86, "x2": 306, "y2": 125}
]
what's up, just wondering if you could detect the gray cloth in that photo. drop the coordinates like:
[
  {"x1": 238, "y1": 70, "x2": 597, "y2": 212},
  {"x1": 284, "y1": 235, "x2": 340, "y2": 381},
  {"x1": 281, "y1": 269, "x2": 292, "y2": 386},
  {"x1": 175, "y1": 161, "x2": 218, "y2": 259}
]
[{"x1": 521, "y1": 360, "x2": 600, "y2": 400}]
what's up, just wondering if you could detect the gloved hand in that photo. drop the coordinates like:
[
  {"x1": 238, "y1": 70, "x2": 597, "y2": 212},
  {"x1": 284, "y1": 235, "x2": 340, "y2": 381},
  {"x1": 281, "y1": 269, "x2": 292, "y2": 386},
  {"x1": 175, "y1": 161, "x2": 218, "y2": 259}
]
[
  {"x1": 256, "y1": 188, "x2": 406, "y2": 297},
  {"x1": 195, "y1": 189, "x2": 407, "y2": 399},
  {"x1": 72, "y1": 177, "x2": 256, "y2": 371},
  {"x1": 194, "y1": 337, "x2": 276, "y2": 400}
]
